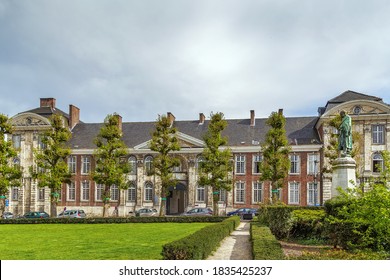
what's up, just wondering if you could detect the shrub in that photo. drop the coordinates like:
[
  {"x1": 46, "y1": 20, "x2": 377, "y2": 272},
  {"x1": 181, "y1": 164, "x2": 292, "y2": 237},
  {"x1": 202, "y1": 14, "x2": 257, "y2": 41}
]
[
  {"x1": 161, "y1": 216, "x2": 240, "y2": 260},
  {"x1": 251, "y1": 223, "x2": 284, "y2": 260},
  {"x1": 290, "y1": 209, "x2": 326, "y2": 240}
]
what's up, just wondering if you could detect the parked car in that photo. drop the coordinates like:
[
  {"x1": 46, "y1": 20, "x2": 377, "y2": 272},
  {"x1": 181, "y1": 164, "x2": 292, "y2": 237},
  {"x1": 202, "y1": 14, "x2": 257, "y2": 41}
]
[
  {"x1": 135, "y1": 208, "x2": 158, "y2": 217},
  {"x1": 57, "y1": 209, "x2": 86, "y2": 218},
  {"x1": 227, "y1": 208, "x2": 258, "y2": 217},
  {"x1": 2, "y1": 211, "x2": 13, "y2": 219},
  {"x1": 181, "y1": 207, "x2": 213, "y2": 216},
  {"x1": 22, "y1": 211, "x2": 50, "y2": 218}
]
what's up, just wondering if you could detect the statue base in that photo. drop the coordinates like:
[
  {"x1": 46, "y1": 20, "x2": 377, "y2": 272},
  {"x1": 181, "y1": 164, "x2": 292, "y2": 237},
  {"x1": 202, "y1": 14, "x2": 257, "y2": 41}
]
[{"x1": 331, "y1": 156, "x2": 356, "y2": 198}]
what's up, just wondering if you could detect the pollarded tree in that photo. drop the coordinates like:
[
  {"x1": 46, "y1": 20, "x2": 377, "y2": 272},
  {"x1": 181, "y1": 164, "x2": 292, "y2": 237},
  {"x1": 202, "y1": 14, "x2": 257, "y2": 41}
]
[
  {"x1": 93, "y1": 114, "x2": 129, "y2": 217},
  {"x1": 260, "y1": 110, "x2": 291, "y2": 203},
  {"x1": 31, "y1": 114, "x2": 72, "y2": 217},
  {"x1": 198, "y1": 112, "x2": 233, "y2": 216},
  {"x1": 0, "y1": 114, "x2": 22, "y2": 215},
  {"x1": 150, "y1": 114, "x2": 181, "y2": 216}
]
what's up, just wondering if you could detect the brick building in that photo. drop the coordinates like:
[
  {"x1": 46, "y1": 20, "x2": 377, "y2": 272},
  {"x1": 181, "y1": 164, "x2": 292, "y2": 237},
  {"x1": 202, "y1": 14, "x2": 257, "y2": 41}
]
[{"x1": 6, "y1": 90, "x2": 390, "y2": 216}]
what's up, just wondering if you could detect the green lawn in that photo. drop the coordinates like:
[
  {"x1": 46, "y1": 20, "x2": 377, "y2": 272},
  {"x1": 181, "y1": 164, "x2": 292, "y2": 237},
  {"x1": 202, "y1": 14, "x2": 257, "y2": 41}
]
[{"x1": 0, "y1": 223, "x2": 209, "y2": 260}]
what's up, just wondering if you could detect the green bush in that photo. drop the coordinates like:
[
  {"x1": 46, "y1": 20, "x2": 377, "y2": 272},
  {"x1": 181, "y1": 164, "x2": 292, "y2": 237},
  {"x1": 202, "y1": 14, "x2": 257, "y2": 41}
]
[
  {"x1": 290, "y1": 249, "x2": 389, "y2": 260},
  {"x1": 0, "y1": 216, "x2": 228, "y2": 224},
  {"x1": 290, "y1": 209, "x2": 326, "y2": 239},
  {"x1": 251, "y1": 223, "x2": 284, "y2": 260},
  {"x1": 161, "y1": 216, "x2": 240, "y2": 260}
]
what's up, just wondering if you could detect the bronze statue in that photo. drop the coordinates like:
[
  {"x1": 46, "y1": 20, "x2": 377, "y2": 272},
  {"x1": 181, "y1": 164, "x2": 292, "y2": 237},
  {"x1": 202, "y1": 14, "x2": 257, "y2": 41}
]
[{"x1": 338, "y1": 111, "x2": 352, "y2": 157}]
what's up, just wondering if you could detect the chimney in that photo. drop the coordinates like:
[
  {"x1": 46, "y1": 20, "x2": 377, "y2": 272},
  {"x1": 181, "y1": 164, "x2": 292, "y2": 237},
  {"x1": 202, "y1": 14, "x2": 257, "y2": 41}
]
[
  {"x1": 40, "y1": 98, "x2": 56, "y2": 109},
  {"x1": 69, "y1": 105, "x2": 80, "y2": 129},
  {"x1": 199, "y1": 113, "x2": 205, "y2": 125},
  {"x1": 250, "y1": 110, "x2": 255, "y2": 126},
  {"x1": 114, "y1": 114, "x2": 122, "y2": 132},
  {"x1": 278, "y1": 108, "x2": 283, "y2": 115},
  {"x1": 167, "y1": 112, "x2": 175, "y2": 126}
]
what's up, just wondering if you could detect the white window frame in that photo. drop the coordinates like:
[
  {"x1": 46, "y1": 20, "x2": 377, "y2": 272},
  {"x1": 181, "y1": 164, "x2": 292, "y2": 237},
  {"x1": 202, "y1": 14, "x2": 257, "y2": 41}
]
[
  {"x1": 67, "y1": 182, "x2": 76, "y2": 201},
  {"x1": 372, "y1": 124, "x2": 385, "y2": 144},
  {"x1": 38, "y1": 188, "x2": 45, "y2": 201},
  {"x1": 373, "y1": 153, "x2": 384, "y2": 173},
  {"x1": 11, "y1": 186, "x2": 19, "y2": 201},
  {"x1": 252, "y1": 182, "x2": 263, "y2": 203},
  {"x1": 144, "y1": 182, "x2": 153, "y2": 202},
  {"x1": 95, "y1": 184, "x2": 104, "y2": 201},
  {"x1": 144, "y1": 156, "x2": 153, "y2": 175},
  {"x1": 307, "y1": 182, "x2": 319, "y2": 206},
  {"x1": 68, "y1": 156, "x2": 77, "y2": 174},
  {"x1": 81, "y1": 156, "x2": 91, "y2": 174},
  {"x1": 235, "y1": 155, "x2": 246, "y2": 174},
  {"x1": 252, "y1": 154, "x2": 262, "y2": 174},
  {"x1": 290, "y1": 154, "x2": 300, "y2": 174},
  {"x1": 219, "y1": 188, "x2": 227, "y2": 203},
  {"x1": 81, "y1": 181, "x2": 90, "y2": 201},
  {"x1": 288, "y1": 182, "x2": 300, "y2": 205},
  {"x1": 196, "y1": 185, "x2": 205, "y2": 202},
  {"x1": 308, "y1": 154, "x2": 319, "y2": 175},
  {"x1": 127, "y1": 182, "x2": 136, "y2": 202},
  {"x1": 110, "y1": 185, "x2": 119, "y2": 201},
  {"x1": 128, "y1": 156, "x2": 137, "y2": 175},
  {"x1": 235, "y1": 181, "x2": 245, "y2": 203}
]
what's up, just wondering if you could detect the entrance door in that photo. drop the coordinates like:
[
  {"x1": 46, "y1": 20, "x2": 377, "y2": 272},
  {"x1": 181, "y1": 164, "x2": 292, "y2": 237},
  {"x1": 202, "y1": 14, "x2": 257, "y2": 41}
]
[{"x1": 167, "y1": 183, "x2": 186, "y2": 215}]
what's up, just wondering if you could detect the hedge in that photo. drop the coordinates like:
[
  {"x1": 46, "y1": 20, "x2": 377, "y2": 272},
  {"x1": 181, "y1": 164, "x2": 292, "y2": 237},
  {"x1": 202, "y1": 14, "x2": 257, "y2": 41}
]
[
  {"x1": 251, "y1": 223, "x2": 284, "y2": 260},
  {"x1": 0, "y1": 216, "x2": 228, "y2": 224},
  {"x1": 161, "y1": 216, "x2": 240, "y2": 260}
]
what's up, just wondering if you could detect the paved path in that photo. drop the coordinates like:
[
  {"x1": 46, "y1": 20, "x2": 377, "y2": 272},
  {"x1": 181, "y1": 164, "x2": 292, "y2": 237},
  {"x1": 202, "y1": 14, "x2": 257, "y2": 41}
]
[{"x1": 207, "y1": 221, "x2": 252, "y2": 260}]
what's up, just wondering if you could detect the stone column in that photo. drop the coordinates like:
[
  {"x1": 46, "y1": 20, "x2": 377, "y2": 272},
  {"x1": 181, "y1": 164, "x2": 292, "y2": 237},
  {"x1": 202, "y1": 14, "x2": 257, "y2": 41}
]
[{"x1": 331, "y1": 156, "x2": 356, "y2": 198}]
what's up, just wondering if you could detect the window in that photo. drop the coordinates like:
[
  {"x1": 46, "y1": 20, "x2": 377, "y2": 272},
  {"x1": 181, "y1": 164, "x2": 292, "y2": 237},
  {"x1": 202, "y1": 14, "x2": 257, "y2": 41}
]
[
  {"x1": 81, "y1": 181, "x2": 90, "y2": 201},
  {"x1": 110, "y1": 185, "x2": 119, "y2": 201},
  {"x1": 235, "y1": 181, "x2": 245, "y2": 203},
  {"x1": 372, "y1": 125, "x2": 385, "y2": 144},
  {"x1": 288, "y1": 182, "x2": 300, "y2": 204},
  {"x1": 96, "y1": 184, "x2": 104, "y2": 201},
  {"x1": 145, "y1": 156, "x2": 153, "y2": 175},
  {"x1": 11, "y1": 187, "x2": 19, "y2": 201},
  {"x1": 144, "y1": 182, "x2": 153, "y2": 201},
  {"x1": 67, "y1": 182, "x2": 76, "y2": 201},
  {"x1": 38, "y1": 188, "x2": 45, "y2": 201},
  {"x1": 253, "y1": 182, "x2": 263, "y2": 203},
  {"x1": 373, "y1": 153, "x2": 384, "y2": 173},
  {"x1": 127, "y1": 182, "x2": 136, "y2": 202},
  {"x1": 81, "y1": 156, "x2": 91, "y2": 174},
  {"x1": 235, "y1": 155, "x2": 246, "y2": 174},
  {"x1": 219, "y1": 189, "x2": 227, "y2": 203},
  {"x1": 68, "y1": 156, "x2": 76, "y2": 174},
  {"x1": 307, "y1": 182, "x2": 319, "y2": 206},
  {"x1": 308, "y1": 154, "x2": 319, "y2": 175},
  {"x1": 173, "y1": 160, "x2": 182, "y2": 172},
  {"x1": 253, "y1": 155, "x2": 262, "y2": 174},
  {"x1": 12, "y1": 135, "x2": 21, "y2": 149},
  {"x1": 38, "y1": 135, "x2": 46, "y2": 150},
  {"x1": 290, "y1": 154, "x2": 300, "y2": 174},
  {"x1": 196, "y1": 185, "x2": 205, "y2": 202},
  {"x1": 128, "y1": 156, "x2": 137, "y2": 175}
]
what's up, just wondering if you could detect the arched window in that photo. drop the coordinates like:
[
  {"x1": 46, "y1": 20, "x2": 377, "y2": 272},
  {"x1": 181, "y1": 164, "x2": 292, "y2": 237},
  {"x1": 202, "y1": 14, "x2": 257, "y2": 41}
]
[
  {"x1": 128, "y1": 156, "x2": 137, "y2": 175},
  {"x1": 127, "y1": 181, "x2": 136, "y2": 202},
  {"x1": 373, "y1": 153, "x2": 384, "y2": 173},
  {"x1": 144, "y1": 156, "x2": 153, "y2": 176},
  {"x1": 144, "y1": 182, "x2": 153, "y2": 201}
]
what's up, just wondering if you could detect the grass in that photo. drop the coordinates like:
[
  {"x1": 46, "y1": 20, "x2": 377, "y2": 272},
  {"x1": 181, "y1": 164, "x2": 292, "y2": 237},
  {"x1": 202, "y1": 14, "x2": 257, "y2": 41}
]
[{"x1": 0, "y1": 223, "x2": 210, "y2": 260}]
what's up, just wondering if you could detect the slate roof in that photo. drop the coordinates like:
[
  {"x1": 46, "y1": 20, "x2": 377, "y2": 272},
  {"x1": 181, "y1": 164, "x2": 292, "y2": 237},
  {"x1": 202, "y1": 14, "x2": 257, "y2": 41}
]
[
  {"x1": 324, "y1": 90, "x2": 383, "y2": 113},
  {"x1": 68, "y1": 116, "x2": 321, "y2": 149},
  {"x1": 21, "y1": 106, "x2": 70, "y2": 120}
]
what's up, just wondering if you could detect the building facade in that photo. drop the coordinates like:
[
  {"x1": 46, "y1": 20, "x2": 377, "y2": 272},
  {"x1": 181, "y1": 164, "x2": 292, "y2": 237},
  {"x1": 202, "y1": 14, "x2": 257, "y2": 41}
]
[{"x1": 5, "y1": 91, "x2": 390, "y2": 216}]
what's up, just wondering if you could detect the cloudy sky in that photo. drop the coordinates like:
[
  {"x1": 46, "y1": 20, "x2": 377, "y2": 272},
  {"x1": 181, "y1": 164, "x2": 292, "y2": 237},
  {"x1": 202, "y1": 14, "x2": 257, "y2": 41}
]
[{"x1": 1, "y1": 0, "x2": 390, "y2": 123}]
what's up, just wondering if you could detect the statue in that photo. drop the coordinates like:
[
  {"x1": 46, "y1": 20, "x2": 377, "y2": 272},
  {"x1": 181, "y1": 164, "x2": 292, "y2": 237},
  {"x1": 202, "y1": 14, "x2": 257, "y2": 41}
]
[{"x1": 338, "y1": 111, "x2": 353, "y2": 157}]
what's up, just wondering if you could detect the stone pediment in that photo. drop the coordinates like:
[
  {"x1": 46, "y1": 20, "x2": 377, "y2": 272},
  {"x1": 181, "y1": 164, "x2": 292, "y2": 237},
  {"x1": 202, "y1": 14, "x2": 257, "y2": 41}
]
[
  {"x1": 323, "y1": 100, "x2": 390, "y2": 118},
  {"x1": 10, "y1": 113, "x2": 51, "y2": 129},
  {"x1": 134, "y1": 131, "x2": 204, "y2": 150}
]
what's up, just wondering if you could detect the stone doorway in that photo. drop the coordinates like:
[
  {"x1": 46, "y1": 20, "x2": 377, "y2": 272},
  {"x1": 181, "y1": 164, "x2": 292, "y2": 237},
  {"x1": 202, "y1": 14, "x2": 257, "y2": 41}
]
[{"x1": 166, "y1": 183, "x2": 186, "y2": 215}]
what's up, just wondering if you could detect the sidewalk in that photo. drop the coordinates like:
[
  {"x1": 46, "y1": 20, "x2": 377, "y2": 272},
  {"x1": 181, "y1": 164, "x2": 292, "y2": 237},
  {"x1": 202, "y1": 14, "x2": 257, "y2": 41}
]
[{"x1": 207, "y1": 221, "x2": 252, "y2": 260}]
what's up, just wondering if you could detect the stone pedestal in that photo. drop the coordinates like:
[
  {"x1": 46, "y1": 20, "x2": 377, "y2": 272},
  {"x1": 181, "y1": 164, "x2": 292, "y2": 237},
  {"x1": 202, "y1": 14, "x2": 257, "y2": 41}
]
[{"x1": 331, "y1": 157, "x2": 356, "y2": 198}]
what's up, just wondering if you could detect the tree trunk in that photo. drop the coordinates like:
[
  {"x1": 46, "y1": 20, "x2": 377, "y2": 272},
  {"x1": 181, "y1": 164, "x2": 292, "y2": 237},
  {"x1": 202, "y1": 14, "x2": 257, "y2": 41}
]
[
  {"x1": 50, "y1": 199, "x2": 57, "y2": 217},
  {"x1": 212, "y1": 191, "x2": 219, "y2": 216}
]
